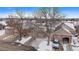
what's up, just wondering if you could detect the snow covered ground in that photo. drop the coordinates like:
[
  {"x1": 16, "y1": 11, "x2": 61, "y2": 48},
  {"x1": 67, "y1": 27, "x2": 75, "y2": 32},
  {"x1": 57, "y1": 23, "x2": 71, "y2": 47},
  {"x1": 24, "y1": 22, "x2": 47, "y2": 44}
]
[
  {"x1": 0, "y1": 30, "x2": 5, "y2": 36},
  {"x1": 71, "y1": 36, "x2": 79, "y2": 51},
  {"x1": 29, "y1": 38, "x2": 55, "y2": 51},
  {"x1": 38, "y1": 41, "x2": 53, "y2": 51},
  {"x1": 29, "y1": 38, "x2": 47, "y2": 49},
  {"x1": 72, "y1": 46, "x2": 79, "y2": 51},
  {"x1": 63, "y1": 44, "x2": 72, "y2": 51},
  {"x1": 29, "y1": 38, "x2": 53, "y2": 51},
  {"x1": 63, "y1": 44, "x2": 68, "y2": 51}
]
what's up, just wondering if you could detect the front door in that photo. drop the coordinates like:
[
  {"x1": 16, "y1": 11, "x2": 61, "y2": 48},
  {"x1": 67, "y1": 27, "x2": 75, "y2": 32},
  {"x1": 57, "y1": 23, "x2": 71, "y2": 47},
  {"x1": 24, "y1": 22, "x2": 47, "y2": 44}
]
[{"x1": 63, "y1": 37, "x2": 69, "y2": 44}]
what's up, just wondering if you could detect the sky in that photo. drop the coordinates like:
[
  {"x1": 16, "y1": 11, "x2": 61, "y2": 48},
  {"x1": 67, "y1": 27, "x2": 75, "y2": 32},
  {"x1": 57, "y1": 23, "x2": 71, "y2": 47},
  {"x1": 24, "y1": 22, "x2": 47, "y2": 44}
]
[
  {"x1": 59, "y1": 7, "x2": 79, "y2": 18},
  {"x1": 0, "y1": 7, "x2": 79, "y2": 18},
  {"x1": 0, "y1": 7, "x2": 39, "y2": 18}
]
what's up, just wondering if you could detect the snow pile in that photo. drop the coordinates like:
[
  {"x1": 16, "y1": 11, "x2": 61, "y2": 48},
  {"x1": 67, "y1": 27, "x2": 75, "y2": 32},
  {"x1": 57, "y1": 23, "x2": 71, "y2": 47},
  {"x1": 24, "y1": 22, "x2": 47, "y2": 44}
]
[
  {"x1": 71, "y1": 36, "x2": 79, "y2": 46},
  {"x1": 71, "y1": 36, "x2": 79, "y2": 51},
  {"x1": 15, "y1": 36, "x2": 32, "y2": 44},
  {"x1": 72, "y1": 47, "x2": 79, "y2": 51},
  {"x1": 63, "y1": 44, "x2": 68, "y2": 51},
  {"x1": 38, "y1": 41, "x2": 52, "y2": 51},
  {"x1": 0, "y1": 30, "x2": 5, "y2": 36}
]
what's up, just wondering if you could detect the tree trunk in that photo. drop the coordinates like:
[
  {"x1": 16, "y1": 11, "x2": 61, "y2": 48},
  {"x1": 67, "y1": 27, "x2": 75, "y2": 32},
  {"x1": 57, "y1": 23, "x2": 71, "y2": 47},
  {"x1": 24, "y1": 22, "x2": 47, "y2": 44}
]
[
  {"x1": 19, "y1": 32, "x2": 22, "y2": 41},
  {"x1": 32, "y1": 30, "x2": 36, "y2": 40},
  {"x1": 19, "y1": 18, "x2": 23, "y2": 41},
  {"x1": 47, "y1": 34, "x2": 50, "y2": 45},
  {"x1": 46, "y1": 19, "x2": 51, "y2": 46}
]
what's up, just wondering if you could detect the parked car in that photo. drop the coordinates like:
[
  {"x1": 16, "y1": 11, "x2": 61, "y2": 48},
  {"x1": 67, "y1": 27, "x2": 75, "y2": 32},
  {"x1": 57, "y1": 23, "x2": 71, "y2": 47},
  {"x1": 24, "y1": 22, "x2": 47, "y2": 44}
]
[{"x1": 52, "y1": 39, "x2": 60, "y2": 50}]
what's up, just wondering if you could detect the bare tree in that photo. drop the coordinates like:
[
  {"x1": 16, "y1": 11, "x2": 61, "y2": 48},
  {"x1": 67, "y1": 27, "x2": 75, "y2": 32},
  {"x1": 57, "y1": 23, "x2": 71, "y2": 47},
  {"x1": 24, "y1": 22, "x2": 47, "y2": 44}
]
[
  {"x1": 16, "y1": 10, "x2": 26, "y2": 41},
  {"x1": 34, "y1": 7, "x2": 50, "y2": 45},
  {"x1": 35, "y1": 7, "x2": 63, "y2": 45}
]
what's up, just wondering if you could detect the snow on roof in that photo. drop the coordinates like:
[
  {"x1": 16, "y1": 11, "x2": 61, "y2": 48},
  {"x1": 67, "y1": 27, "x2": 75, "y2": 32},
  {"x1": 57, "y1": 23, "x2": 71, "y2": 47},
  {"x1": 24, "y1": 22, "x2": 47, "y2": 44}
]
[
  {"x1": 0, "y1": 21, "x2": 7, "y2": 25},
  {"x1": 54, "y1": 27, "x2": 72, "y2": 36},
  {"x1": 5, "y1": 27, "x2": 14, "y2": 29},
  {"x1": 64, "y1": 22, "x2": 75, "y2": 30},
  {"x1": 63, "y1": 27, "x2": 71, "y2": 34}
]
